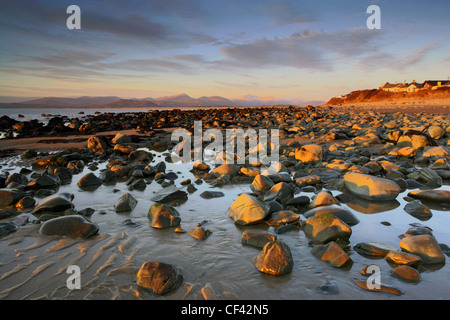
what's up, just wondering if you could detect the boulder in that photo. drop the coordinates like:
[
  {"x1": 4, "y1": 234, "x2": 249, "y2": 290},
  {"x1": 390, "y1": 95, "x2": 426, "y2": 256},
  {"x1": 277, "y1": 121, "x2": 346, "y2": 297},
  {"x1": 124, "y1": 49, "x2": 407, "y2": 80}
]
[
  {"x1": 227, "y1": 194, "x2": 270, "y2": 225},
  {"x1": 77, "y1": 172, "x2": 102, "y2": 190},
  {"x1": 0, "y1": 188, "x2": 23, "y2": 206},
  {"x1": 252, "y1": 241, "x2": 293, "y2": 275},
  {"x1": 148, "y1": 203, "x2": 181, "y2": 229},
  {"x1": 427, "y1": 125, "x2": 445, "y2": 140},
  {"x1": 303, "y1": 213, "x2": 352, "y2": 243},
  {"x1": 150, "y1": 185, "x2": 188, "y2": 203},
  {"x1": 310, "y1": 241, "x2": 352, "y2": 268},
  {"x1": 263, "y1": 182, "x2": 293, "y2": 204},
  {"x1": 303, "y1": 204, "x2": 360, "y2": 226},
  {"x1": 39, "y1": 215, "x2": 99, "y2": 238},
  {"x1": 295, "y1": 144, "x2": 323, "y2": 164},
  {"x1": 33, "y1": 193, "x2": 74, "y2": 215},
  {"x1": 354, "y1": 242, "x2": 398, "y2": 258},
  {"x1": 241, "y1": 230, "x2": 277, "y2": 249},
  {"x1": 384, "y1": 251, "x2": 422, "y2": 267},
  {"x1": 114, "y1": 193, "x2": 138, "y2": 212},
  {"x1": 344, "y1": 172, "x2": 401, "y2": 201},
  {"x1": 250, "y1": 174, "x2": 274, "y2": 193},
  {"x1": 399, "y1": 235, "x2": 445, "y2": 264},
  {"x1": 407, "y1": 189, "x2": 450, "y2": 204},
  {"x1": 265, "y1": 210, "x2": 300, "y2": 227},
  {"x1": 211, "y1": 164, "x2": 240, "y2": 176},
  {"x1": 404, "y1": 200, "x2": 432, "y2": 221},
  {"x1": 390, "y1": 265, "x2": 421, "y2": 283},
  {"x1": 87, "y1": 135, "x2": 109, "y2": 154},
  {"x1": 136, "y1": 262, "x2": 183, "y2": 295}
]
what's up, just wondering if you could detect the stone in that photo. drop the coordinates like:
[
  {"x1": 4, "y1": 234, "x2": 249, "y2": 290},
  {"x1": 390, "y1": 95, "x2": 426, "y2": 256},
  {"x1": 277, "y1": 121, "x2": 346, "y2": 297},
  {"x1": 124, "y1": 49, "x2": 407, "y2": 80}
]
[
  {"x1": 407, "y1": 189, "x2": 450, "y2": 204},
  {"x1": 263, "y1": 182, "x2": 293, "y2": 204},
  {"x1": 422, "y1": 146, "x2": 449, "y2": 157},
  {"x1": 0, "y1": 189, "x2": 23, "y2": 206},
  {"x1": 199, "y1": 191, "x2": 225, "y2": 199},
  {"x1": 344, "y1": 172, "x2": 401, "y2": 201},
  {"x1": 303, "y1": 204, "x2": 360, "y2": 226},
  {"x1": 114, "y1": 193, "x2": 138, "y2": 212},
  {"x1": 136, "y1": 262, "x2": 183, "y2": 295},
  {"x1": 150, "y1": 185, "x2": 188, "y2": 203},
  {"x1": 112, "y1": 133, "x2": 131, "y2": 144},
  {"x1": 39, "y1": 215, "x2": 99, "y2": 238},
  {"x1": 353, "y1": 278, "x2": 402, "y2": 296},
  {"x1": 390, "y1": 265, "x2": 421, "y2": 283},
  {"x1": 428, "y1": 125, "x2": 445, "y2": 140},
  {"x1": 310, "y1": 241, "x2": 352, "y2": 268},
  {"x1": 295, "y1": 175, "x2": 321, "y2": 188},
  {"x1": 265, "y1": 210, "x2": 300, "y2": 227},
  {"x1": 226, "y1": 194, "x2": 270, "y2": 225},
  {"x1": 148, "y1": 203, "x2": 181, "y2": 229},
  {"x1": 15, "y1": 196, "x2": 35, "y2": 209},
  {"x1": 189, "y1": 226, "x2": 211, "y2": 240},
  {"x1": 384, "y1": 251, "x2": 422, "y2": 267},
  {"x1": 33, "y1": 193, "x2": 74, "y2": 215},
  {"x1": 99, "y1": 170, "x2": 117, "y2": 185},
  {"x1": 250, "y1": 174, "x2": 274, "y2": 193},
  {"x1": 252, "y1": 241, "x2": 293, "y2": 275},
  {"x1": 303, "y1": 213, "x2": 352, "y2": 243},
  {"x1": 211, "y1": 164, "x2": 240, "y2": 176},
  {"x1": 399, "y1": 235, "x2": 446, "y2": 264},
  {"x1": 404, "y1": 200, "x2": 432, "y2": 221},
  {"x1": 0, "y1": 221, "x2": 20, "y2": 237},
  {"x1": 307, "y1": 191, "x2": 340, "y2": 209},
  {"x1": 241, "y1": 230, "x2": 277, "y2": 249},
  {"x1": 87, "y1": 135, "x2": 109, "y2": 154},
  {"x1": 77, "y1": 172, "x2": 102, "y2": 190},
  {"x1": 397, "y1": 131, "x2": 435, "y2": 149},
  {"x1": 354, "y1": 242, "x2": 398, "y2": 257},
  {"x1": 407, "y1": 168, "x2": 442, "y2": 187},
  {"x1": 295, "y1": 144, "x2": 323, "y2": 164}
]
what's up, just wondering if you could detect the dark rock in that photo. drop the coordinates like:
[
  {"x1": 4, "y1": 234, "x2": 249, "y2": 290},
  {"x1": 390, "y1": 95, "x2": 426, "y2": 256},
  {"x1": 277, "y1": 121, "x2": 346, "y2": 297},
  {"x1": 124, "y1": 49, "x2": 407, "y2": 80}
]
[{"x1": 39, "y1": 215, "x2": 99, "y2": 238}]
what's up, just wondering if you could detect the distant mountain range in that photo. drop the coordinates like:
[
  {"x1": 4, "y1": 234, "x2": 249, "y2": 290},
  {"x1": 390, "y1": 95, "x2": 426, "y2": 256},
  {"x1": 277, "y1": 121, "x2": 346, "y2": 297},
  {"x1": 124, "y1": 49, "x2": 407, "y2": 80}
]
[{"x1": 0, "y1": 93, "x2": 324, "y2": 109}]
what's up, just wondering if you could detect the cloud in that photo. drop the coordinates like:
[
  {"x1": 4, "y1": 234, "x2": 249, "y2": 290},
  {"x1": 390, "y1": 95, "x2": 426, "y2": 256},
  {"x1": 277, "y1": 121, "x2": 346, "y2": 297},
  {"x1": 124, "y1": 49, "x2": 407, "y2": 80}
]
[
  {"x1": 358, "y1": 41, "x2": 438, "y2": 71},
  {"x1": 220, "y1": 28, "x2": 383, "y2": 72}
]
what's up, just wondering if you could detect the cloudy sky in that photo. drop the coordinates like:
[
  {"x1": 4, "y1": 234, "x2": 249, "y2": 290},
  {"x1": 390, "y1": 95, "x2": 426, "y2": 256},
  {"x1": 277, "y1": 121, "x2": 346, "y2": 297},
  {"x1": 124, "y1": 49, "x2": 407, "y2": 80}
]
[{"x1": 1, "y1": 0, "x2": 449, "y2": 103}]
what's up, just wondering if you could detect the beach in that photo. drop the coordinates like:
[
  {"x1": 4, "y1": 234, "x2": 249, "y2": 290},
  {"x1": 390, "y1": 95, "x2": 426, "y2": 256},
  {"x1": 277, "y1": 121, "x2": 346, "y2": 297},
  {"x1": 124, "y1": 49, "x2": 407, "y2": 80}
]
[{"x1": 0, "y1": 104, "x2": 450, "y2": 300}]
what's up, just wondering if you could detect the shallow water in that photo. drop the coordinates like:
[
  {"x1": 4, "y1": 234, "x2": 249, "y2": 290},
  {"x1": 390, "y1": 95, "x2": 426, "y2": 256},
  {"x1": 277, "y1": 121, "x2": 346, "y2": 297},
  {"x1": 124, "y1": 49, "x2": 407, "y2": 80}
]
[{"x1": 0, "y1": 151, "x2": 450, "y2": 300}]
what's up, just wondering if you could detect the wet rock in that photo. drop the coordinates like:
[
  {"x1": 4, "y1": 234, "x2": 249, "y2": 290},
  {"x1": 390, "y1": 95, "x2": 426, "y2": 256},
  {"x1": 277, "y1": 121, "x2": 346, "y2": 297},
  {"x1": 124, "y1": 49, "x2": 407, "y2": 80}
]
[
  {"x1": 136, "y1": 262, "x2": 183, "y2": 295},
  {"x1": 250, "y1": 174, "x2": 274, "y2": 193},
  {"x1": 285, "y1": 195, "x2": 310, "y2": 208},
  {"x1": 344, "y1": 172, "x2": 401, "y2": 201},
  {"x1": 227, "y1": 194, "x2": 270, "y2": 225},
  {"x1": 0, "y1": 188, "x2": 23, "y2": 206},
  {"x1": 294, "y1": 175, "x2": 321, "y2": 188},
  {"x1": 199, "y1": 191, "x2": 225, "y2": 199},
  {"x1": 27, "y1": 174, "x2": 60, "y2": 189},
  {"x1": 148, "y1": 203, "x2": 181, "y2": 229},
  {"x1": 354, "y1": 242, "x2": 398, "y2": 258},
  {"x1": 384, "y1": 251, "x2": 422, "y2": 267},
  {"x1": 39, "y1": 215, "x2": 99, "y2": 238},
  {"x1": 111, "y1": 133, "x2": 131, "y2": 144},
  {"x1": 241, "y1": 230, "x2": 277, "y2": 249},
  {"x1": 399, "y1": 234, "x2": 446, "y2": 264},
  {"x1": 303, "y1": 204, "x2": 360, "y2": 226},
  {"x1": 87, "y1": 135, "x2": 109, "y2": 154},
  {"x1": 307, "y1": 191, "x2": 340, "y2": 209},
  {"x1": 303, "y1": 213, "x2": 352, "y2": 243},
  {"x1": 404, "y1": 200, "x2": 432, "y2": 221},
  {"x1": 397, "y1": 130, "x2": 435, "y2": 149},
  {"x1": 390, "y1": 265, "x2": 421, "y2": 283},
  {"x1": 295, "y1": 144, "x2": 323, "y2": 164},
  {"x1": 211, "y1": 164, "x2": 240, "y2": 176},
  {"x1": 77, "y1": 172, "x2": 102, "y2": 190},
  {"x1": 150, "y1": 185, "x2": 188, "y2": 203},
  {"x1": 252, "y1": 241, "x2": 293, "y2": 275},
  {"x1": 265, "y1": 210, "x2": 300, "y2": 227},
  {"x1": 314, "y1": 281, "x2": 339, "y2": 295},
  {"x1": 310, "y1": 241, "x2": 352, "y2": 268},
  {"x1": 353, "y1": 278, "x2": 402, "y2": 296},
  {"x1": 189, "y1": 226, "x2": 211, "y2": 240},
  {"x1": 263, "y1": 182, "x2": 293, "y2": 204},
  {"x1": 407, "y1": 168, "x2": 442, "y2": 187},
  {"x1": 33, "y1": 193, "x2": 74, "y2": 215},
  {"x1": 0, "y1": 221, "x2": 20, "y2": 237},
  {"x1": 99, "y1": 169, "x2": 117, "y2": 185},
  {"x1": 114, "y1": 193, "x2": 138, "y2": 212},
  {"x1": 15, "y1": 196, "x2": 35, "y2": 210},
  {"x1": 408, "y1": 190, "x2": 450, "y2": 204}
]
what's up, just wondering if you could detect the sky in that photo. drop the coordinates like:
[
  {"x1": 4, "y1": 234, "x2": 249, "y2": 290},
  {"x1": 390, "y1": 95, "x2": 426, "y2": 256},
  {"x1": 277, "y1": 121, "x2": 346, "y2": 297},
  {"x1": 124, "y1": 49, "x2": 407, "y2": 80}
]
[{"x1": 1, "y1": 0, "x2": 449, "y2": 103}]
